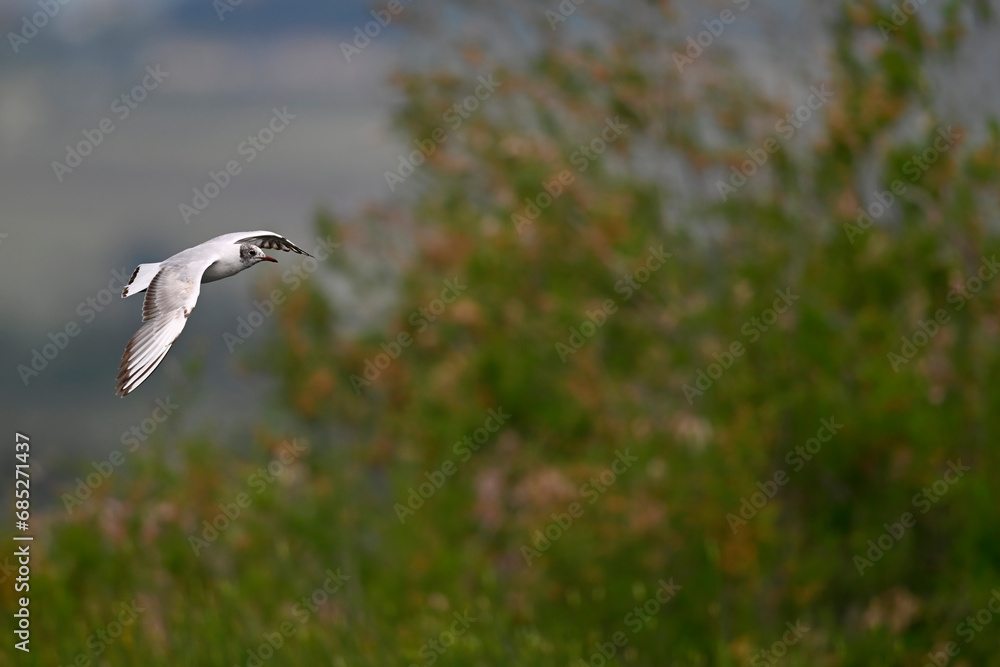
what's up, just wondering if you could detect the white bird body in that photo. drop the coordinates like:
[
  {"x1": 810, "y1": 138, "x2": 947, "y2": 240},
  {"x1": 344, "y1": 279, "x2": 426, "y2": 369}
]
[{"x1": 116, "y1": 230, "x2": 311, "y2": 396}]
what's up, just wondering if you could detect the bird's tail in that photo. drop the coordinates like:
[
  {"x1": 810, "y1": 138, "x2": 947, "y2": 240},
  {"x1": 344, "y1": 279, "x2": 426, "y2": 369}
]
[{"x1": 121, "y1": 262, "x2": 161, "y2": 298}]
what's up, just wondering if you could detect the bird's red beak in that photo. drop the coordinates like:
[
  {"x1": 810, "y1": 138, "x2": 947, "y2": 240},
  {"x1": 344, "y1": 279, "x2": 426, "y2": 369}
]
[{"x1": 262, "y1": 255, "x2": 278, "y2": 263}]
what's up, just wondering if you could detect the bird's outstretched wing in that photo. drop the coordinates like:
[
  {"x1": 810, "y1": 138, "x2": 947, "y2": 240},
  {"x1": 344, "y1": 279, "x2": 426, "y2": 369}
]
[
  {"x1": 115, "y1": 259, "x2": 214, "y2": 397},
  {"x1": 234, "y1": 231, "x2": 312, "y2": 256}
]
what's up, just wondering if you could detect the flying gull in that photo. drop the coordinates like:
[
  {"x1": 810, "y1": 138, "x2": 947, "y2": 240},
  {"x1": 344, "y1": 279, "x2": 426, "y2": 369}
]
[{"x1": 116, "y1": 231, "x2": 312, "y2": 396}]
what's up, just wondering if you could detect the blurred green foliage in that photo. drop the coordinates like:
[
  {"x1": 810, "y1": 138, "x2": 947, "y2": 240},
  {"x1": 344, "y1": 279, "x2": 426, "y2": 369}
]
[{"x1": 5, "y1": 1, "x2": 1000, "y2": 664}]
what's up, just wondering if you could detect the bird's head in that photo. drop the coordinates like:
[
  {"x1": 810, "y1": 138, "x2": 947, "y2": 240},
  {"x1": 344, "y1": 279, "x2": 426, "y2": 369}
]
[{"x1": 239, "y1": 243, "x2": 278, "y2": 266}]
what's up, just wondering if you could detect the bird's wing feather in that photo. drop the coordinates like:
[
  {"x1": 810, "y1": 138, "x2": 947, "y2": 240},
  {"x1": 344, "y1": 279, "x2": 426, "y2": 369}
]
[
  {"x1": 115, "y1": 259, "x2": 214, "y2": 397},
  {"x1": 232, "y1": 230, "x2": 312, "y2": 256}
]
